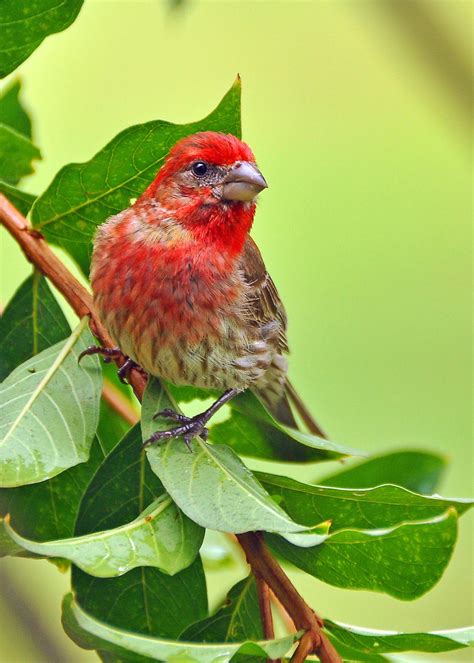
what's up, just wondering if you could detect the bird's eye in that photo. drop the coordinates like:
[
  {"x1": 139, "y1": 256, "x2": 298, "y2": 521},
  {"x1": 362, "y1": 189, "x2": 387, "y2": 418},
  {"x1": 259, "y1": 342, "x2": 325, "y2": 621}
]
[{"x1": 191, "y1": 161, "x2": 208, "y2": 177}]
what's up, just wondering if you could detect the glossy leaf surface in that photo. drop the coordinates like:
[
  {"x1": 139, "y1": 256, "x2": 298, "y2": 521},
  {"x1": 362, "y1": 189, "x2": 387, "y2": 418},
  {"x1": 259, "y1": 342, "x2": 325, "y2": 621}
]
[
  {"x1": 143, "y1": 379, "x2": 309, "y2": 534},
  {"x1": 62, "y1": 594, "x2": 300, "y2": 663},
  {"x1": 181, "y1": 576, "x2": 263, "y2": 643},
  {"x1": 6, "y1": 493, "x2": 203, "y2": 577},
  {"x1": 0, "y1": 0, "x2": 84, "y2": 78},
  {"x1": 319, "y1": 450, "x2": 447, "y2": 494},
  {"x1": 267, "y1": 510, "x2": 458, "y2": 600},
  {"x1": 257, "y1": 472, "x2": 472, "y2": 531},
  {"x1": 325, "y1": 620, "x2": 473, "y2": 655},
  {"x1": 72, "y1": 425, "x2": 208, "y2": 639},
  {"x1": 0, "y1": 318, "x2": 102, "y2": 487}
]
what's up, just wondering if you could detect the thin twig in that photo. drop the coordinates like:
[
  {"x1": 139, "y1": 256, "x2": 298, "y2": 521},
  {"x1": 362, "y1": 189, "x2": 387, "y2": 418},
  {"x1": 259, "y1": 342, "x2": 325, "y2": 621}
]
[
  {"x1": 255, "y1": 575, "x2": 279, "y2": 663},
  {"x1": 0, "y1": 193, "x2": 341, "y2": 663},
  {"x1": 102, "y1": 379, "x2": 139, "y2": 425},
  {"x1": 237, "y1": 533, "x2": 341, "y2": 663}
]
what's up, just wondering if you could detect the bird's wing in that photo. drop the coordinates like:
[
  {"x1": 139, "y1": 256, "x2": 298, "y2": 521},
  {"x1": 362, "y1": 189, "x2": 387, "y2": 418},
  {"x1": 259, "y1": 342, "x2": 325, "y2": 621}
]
[
  {"x1": 239, "y1": 236, "x2": 327, "y2": 437},
  {"x1": 239, "y1": 235, "x2": 289, "y2": 353}
]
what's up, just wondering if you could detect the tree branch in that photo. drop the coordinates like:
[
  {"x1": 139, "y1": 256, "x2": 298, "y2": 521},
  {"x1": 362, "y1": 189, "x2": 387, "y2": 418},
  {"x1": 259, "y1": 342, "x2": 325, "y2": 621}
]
[
  {"x1": 237, "y1": 533, "x2": 341, "y2": 663},
  {"x1": 0, "y1": 193, "x2": 341, "y2": 663}
]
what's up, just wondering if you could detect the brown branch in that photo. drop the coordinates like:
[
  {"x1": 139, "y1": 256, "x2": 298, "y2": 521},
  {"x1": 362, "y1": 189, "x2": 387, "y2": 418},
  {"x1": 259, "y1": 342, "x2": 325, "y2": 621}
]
[
  {"x1": 102, "y1": 379, "x2": 139, "y2": 425},
  {"x1": 0, "y1": 193, "x2": 341, "y2": 663},
  {"x1": 255, "y1": 576, "x2": 278, "y2": 663},
  {"x1": 237, "y1": 533, "x2": 341, "y2": 663}
]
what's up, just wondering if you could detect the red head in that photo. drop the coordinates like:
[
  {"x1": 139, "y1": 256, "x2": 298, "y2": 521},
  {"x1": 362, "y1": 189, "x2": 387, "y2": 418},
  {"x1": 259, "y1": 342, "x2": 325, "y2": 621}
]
[{"x1": 139, "y1": 132, "x2": 267, "y2": 252}]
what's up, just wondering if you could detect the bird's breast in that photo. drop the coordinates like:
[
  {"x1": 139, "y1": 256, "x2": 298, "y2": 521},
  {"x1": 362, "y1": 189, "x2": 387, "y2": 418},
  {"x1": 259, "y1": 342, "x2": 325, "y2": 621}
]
[{"x1": 91, "y1": 224, "x2": 249, "y2": 381}]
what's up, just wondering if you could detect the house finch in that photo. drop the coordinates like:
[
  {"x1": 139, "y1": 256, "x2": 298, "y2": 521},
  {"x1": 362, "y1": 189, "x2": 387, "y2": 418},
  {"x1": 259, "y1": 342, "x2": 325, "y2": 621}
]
[{"x1": 84, "y1": 131, "x2": 324, "y2": 446}]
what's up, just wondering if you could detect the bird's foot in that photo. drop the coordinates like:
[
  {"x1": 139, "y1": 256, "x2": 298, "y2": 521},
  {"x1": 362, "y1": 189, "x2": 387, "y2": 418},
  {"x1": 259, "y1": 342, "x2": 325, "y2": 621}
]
[
  {"x1": 78, "y1": 345, "x2": 145, "y2": 384},
  {"x1": 143, "y1": 409, "x2": 209, "y2": 451}
]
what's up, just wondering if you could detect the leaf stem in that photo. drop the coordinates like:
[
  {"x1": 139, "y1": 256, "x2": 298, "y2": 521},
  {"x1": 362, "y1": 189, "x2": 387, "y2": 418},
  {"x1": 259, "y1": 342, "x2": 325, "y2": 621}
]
[{"x1": 0, "y1": 193, "x2": 341, "y2": 663}]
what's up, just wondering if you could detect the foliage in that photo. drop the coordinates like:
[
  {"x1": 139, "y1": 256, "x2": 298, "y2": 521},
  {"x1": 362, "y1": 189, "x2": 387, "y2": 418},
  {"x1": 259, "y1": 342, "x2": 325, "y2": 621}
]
[
  {"x1": 0, "y1": 0, "x2": 84, "y2": 78},
  {"x1": 0, "y1": 22, "x2": 472, "y2": 663}
]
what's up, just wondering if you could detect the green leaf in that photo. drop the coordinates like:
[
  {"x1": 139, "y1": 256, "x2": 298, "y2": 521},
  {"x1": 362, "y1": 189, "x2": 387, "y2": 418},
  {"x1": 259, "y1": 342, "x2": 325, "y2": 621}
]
[
  {"x1": 0, "y1": 181, "x2": 36, "y2": 216},
  {"x1": 0, "y1": 434, "x2": 113, "y2": 546},
  {"x1": 0, "y1": 123, "x2": 41, "y2": 184},
  {"x1": 62, "y1": 594, "x2": 300, "y2": 663},
  {"x1": 0, "y1": 517, "x2": 25, "y2": 557},
  {"x1": 324, "y1": 635, "x2": 390, "y2": 662},
  {"x1": 5, "y1": 492, "x2": 203, "y2": 576},
  {"x1": 256, "y1": 472, "x2": 472, "y2": 531},
  {"x1": 72, "y1": 424, "x2": 207, "y2": 639},
  {"x1": 0, "y1": 300, "x2": 119, "y2": 555},
  {"x1": 31, "y1": 78, "x2": 242, "y2": 274},
  {"x1": 319, "y1": 450, "x2": 447, "y2": 494},
  {"x1": 207, "y1": 389, "x2": 362, "y2": 463},
  {"x1": 0, "y1": 0, "x2": 84, "y2": 78},
  {"x1": 0, "y1": 272, "x2": 70, "y2": 381},
  {"x1": 325, "y1": 620, "x2": 473, "y2": 655},
  {"x1": 0, "y1": 318, "x2": 102, "y2": 487},
  {"x1": 181, "y1": 576, "x2": 263, "y2": 643},
  {"x1": 0, "y1": 79, "x2": 32, "y2": 137},
  {"x1": 142, "y1": 379, "x2": 309, "y2": 534},
  {"x1": 267, "y1": 510, "x2": 458, "y2": 600}
]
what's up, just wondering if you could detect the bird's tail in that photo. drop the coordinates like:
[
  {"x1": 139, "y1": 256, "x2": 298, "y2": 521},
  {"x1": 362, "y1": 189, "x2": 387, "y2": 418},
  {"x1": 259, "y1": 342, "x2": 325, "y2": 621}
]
[
  {"x1": 255, "y1": 378, "x2": 326, "y2": 438},
  {"x1": 285, "y1": 380, "x2": 326, "y2": 438}
]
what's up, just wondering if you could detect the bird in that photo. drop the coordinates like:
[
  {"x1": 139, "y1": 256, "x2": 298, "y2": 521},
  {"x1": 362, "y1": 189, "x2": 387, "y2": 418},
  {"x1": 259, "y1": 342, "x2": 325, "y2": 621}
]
[{"x1": 82, "y1": 131, "x2": 324, "y2": 447}]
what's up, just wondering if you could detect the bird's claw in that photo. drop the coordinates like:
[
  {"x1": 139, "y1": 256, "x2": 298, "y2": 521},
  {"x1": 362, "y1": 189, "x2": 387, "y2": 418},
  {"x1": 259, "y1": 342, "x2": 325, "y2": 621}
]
[
  {"x1": 117, "y1": 357, "x2": 145, "y2": 384},
  {"x1": 152, "y1": 408, "x2": 188, "y2": 423},
  {"x1": 78, "y1": 345, "x2": 145, "y2": 384},
  {"x1": 143, "y1": 411, "x2": 209, "y2": 451}
]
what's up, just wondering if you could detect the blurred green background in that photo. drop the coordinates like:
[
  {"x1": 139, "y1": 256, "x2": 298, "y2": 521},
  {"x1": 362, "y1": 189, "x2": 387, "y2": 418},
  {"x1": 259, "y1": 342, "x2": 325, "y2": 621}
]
[{"x1": 0, "y1": 1, "x2": 472, "y2": 661}]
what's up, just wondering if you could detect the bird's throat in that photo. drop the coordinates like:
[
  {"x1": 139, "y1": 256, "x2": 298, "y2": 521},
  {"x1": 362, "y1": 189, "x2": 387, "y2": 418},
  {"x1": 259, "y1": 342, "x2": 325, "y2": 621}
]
[{"x1": 175, "y1": 199, "x2": 256, "y2": 257}]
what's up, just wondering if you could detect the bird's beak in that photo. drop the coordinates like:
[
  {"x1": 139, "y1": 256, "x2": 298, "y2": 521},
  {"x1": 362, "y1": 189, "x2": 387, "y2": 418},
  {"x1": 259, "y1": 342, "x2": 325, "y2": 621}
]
[{"x1": 222, "y1": 162, "x2": 268, "y2": 202}]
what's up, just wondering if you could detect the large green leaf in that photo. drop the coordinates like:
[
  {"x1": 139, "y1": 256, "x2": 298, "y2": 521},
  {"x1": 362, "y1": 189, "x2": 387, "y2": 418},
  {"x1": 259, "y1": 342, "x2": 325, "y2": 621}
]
[
  {"x1": 0, "y1": 79, "x2": 32, "y2": 137},
  {"x1": 0, "y1": 0, "x2": 84, "y2": 78},
  {"x1": 62, "y1": 594, "x2": 300, "y2": 663},
  {"x1": 0, "y1": 123, "x2": 41, "y2": 185},
  {"x1": 0, "y1": 181, "x2": 36, "y2": 216},
  {"x1": 325, "y1": 620, "x2": 473, "y2": 655},
  {"x1": 207, "y1": 389, "x2": 362, "y2": 463},
  {"x1": 0, "y1": 434, "x2": 113, "y2": 547},
  {"x1": 257, "y1": 472, "x2": 472, "y2": 531},
  {"x1": 0, "y1": 299, "x2": 113, "y2": 549},
  {"x1": 0, "y1": 272, "x2": 70, "y2": 381},
  {"x1": 0, "y1": 318, "x2": 102, "y2": 487},
  {"x1": 0, "y1": 518, "x2": 25, "y2": 557},
  {"x1": 5, "y1": 493, "x2": 203, "y2": 576},
  {"x1": 181, "y1": 576, "x2": 263, "y2": 643},
  {"x1": 72, "y1": 424, "x2": 207, "y2": 639},
  {"x1": 319, "y1": 450, "x2": 447, "y2": 494},
  {"x1": 142, "y1": 379, "x2": 310, "y2": 534},
  {"x1": 323, "y1": 636, "x2": 389, "y2": 662},
  {"x1": 31, "y1": 78, "x2": 242, "y2": 274},
  {"x1": 267, "y1": 510, "x2": 458, "y2": 600}
]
